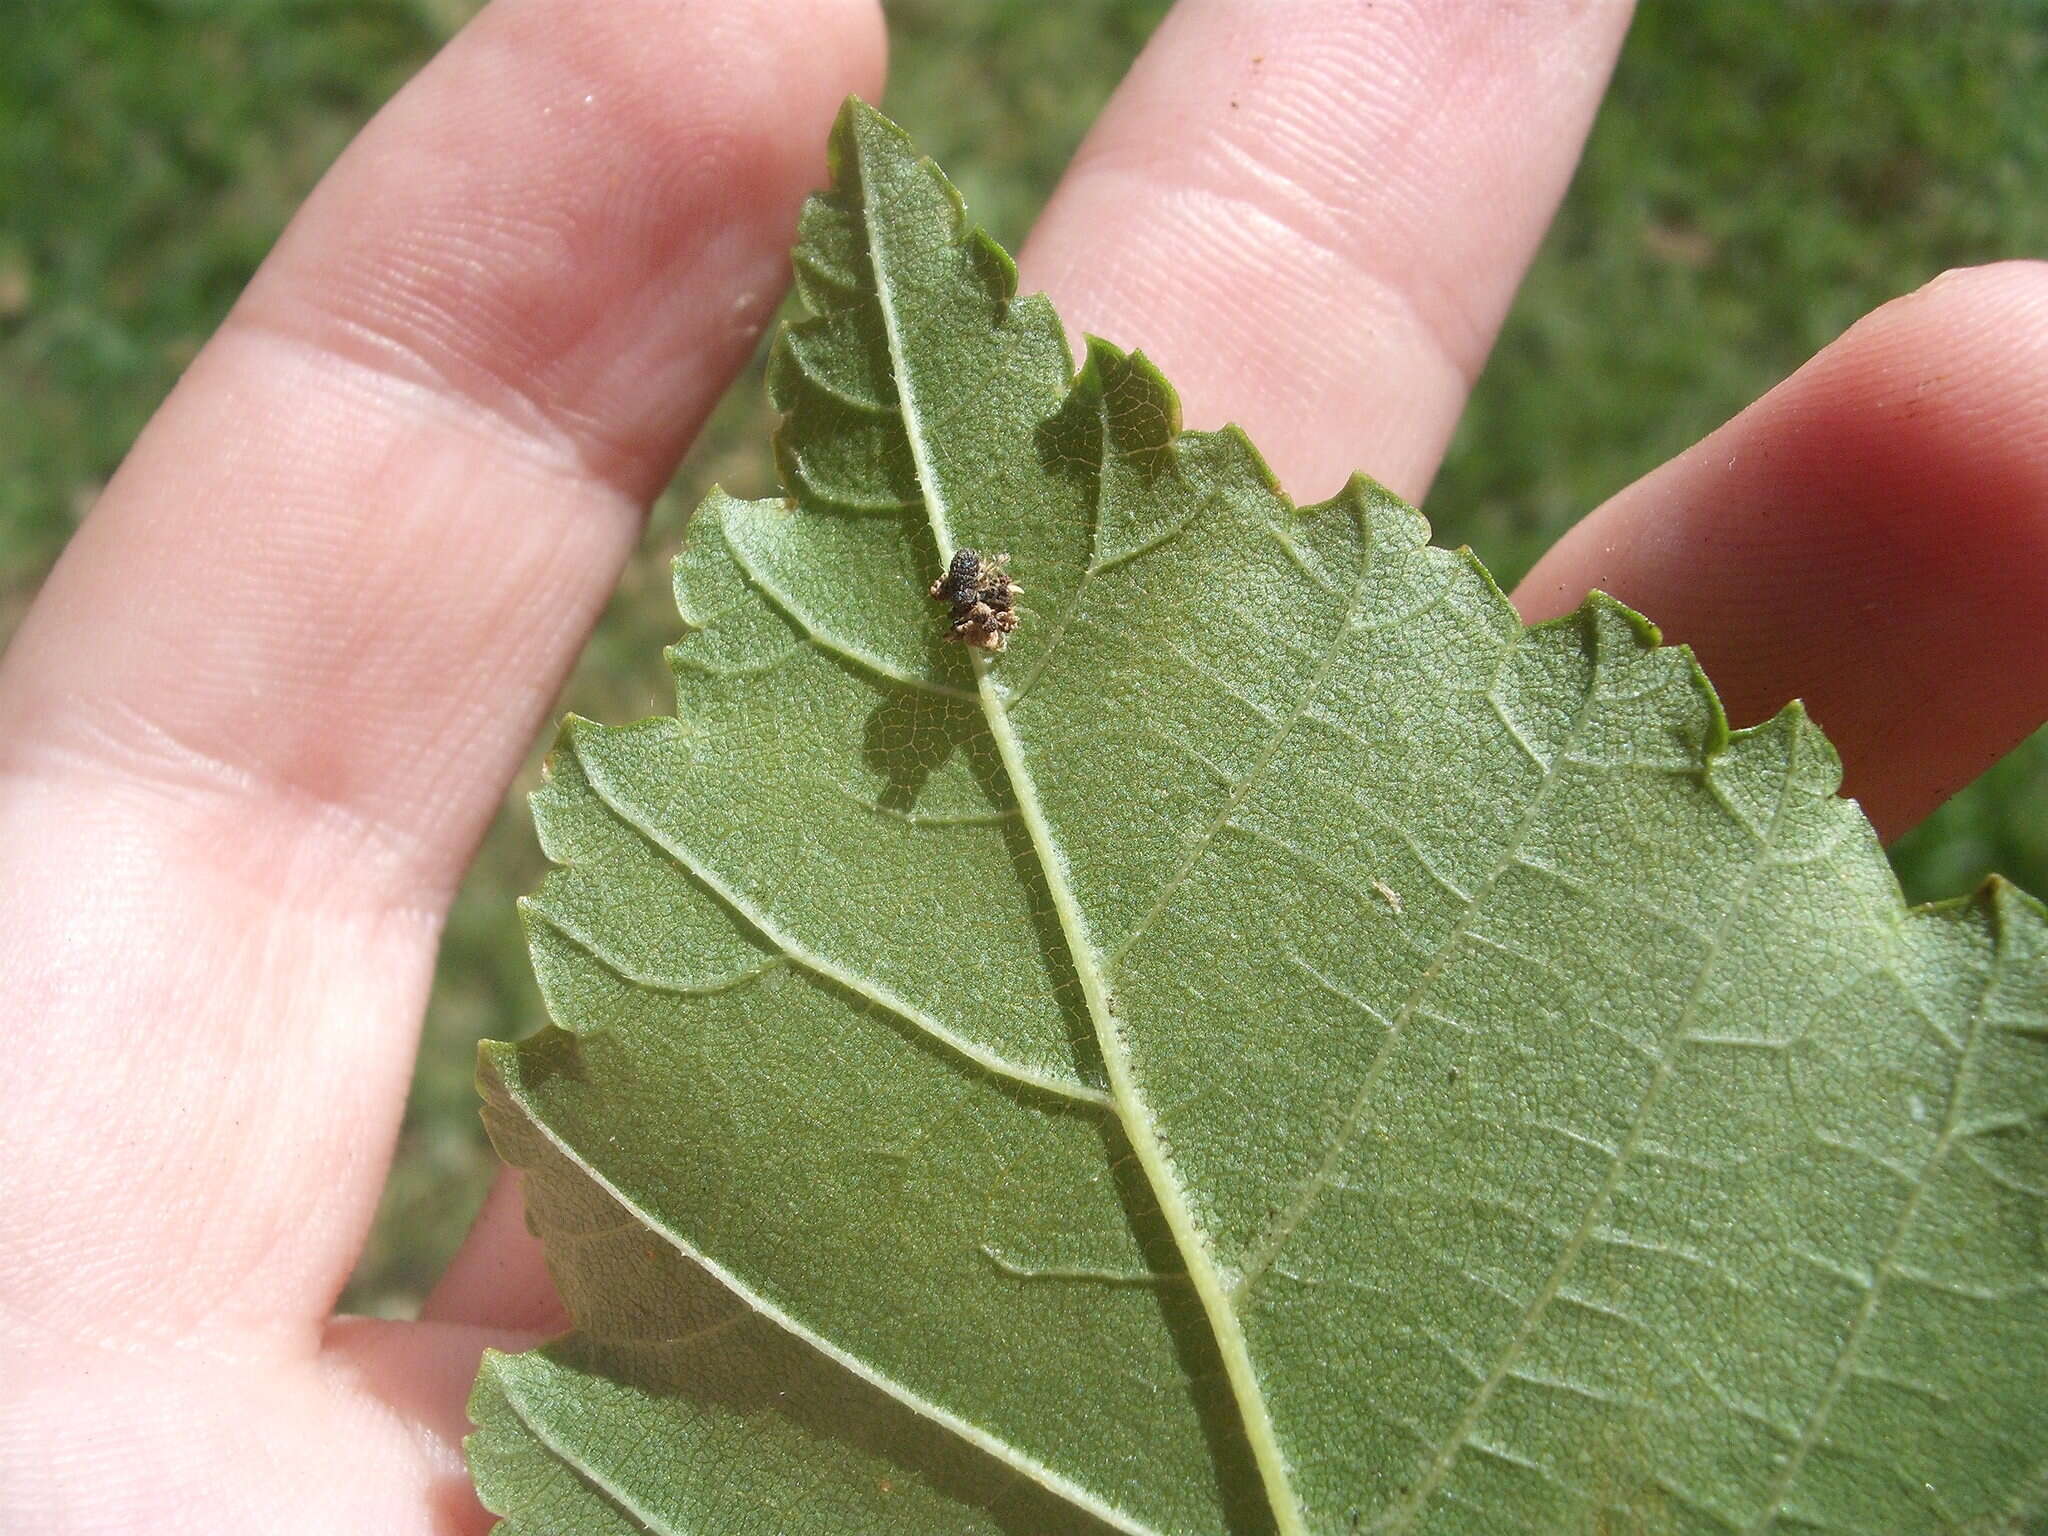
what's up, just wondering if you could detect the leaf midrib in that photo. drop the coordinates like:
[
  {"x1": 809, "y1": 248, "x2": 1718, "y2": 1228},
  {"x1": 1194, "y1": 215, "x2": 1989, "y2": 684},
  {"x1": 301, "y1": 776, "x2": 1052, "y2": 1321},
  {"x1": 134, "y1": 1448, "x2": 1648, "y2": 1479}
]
[{"x1": 857, "y1": 138, "x2": 1307, "y2": 1535}]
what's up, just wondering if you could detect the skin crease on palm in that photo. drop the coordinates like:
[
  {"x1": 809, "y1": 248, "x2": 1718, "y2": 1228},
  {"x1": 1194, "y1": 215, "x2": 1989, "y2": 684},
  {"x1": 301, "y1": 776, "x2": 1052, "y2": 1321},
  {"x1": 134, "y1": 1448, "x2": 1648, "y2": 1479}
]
[{"x1": 1, "y1": 0, "x2": 2045, "y2": 1530}]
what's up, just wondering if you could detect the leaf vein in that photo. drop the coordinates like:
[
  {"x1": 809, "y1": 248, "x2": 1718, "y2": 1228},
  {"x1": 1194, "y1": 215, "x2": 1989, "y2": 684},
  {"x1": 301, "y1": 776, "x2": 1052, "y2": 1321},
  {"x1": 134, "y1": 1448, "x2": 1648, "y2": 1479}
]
[
  {"x1": 499, "y1": 1090, "x2": 1161, "y2": 1536},
  {"x1": 1746, "y1": 958, "x2": 2005, "y2": 1532},
  {"x1": 859, "y1": 118, "x2": 1313, "y2": 1525},
  {"x1": 1234, "y1": 626, "x2": 1595, "y2": 1305},
  {"x1": 1104, "y1": 522, "x2": 1382, "y2": 968},
  {"x1": 1377, "y1": 712, "x2": 1812, "y2": 1531},
  {"x1": 574, "y1": 745, "x2": 1110, "y2": 1109},
  {"x1": 720, "y1": 522, "x2": 978, "y2": 700},
  {"x1": 493, "y1": 1368, "x2": 676, "y2": 1535}
]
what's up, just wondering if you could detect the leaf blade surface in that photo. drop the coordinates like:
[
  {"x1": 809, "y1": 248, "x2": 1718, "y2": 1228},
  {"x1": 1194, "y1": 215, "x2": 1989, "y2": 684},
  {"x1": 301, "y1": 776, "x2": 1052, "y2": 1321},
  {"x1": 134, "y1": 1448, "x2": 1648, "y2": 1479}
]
[{"x1": 471, "y1": 101, "x2": 2048, "y2": 1535}]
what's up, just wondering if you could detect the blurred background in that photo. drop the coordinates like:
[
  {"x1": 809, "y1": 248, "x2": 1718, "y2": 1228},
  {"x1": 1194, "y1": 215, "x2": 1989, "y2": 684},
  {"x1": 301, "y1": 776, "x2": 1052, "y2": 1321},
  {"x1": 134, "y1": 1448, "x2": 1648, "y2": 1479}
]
[{"x1": 3, "y1": 0, "x2": 2043, "y2": 1315}]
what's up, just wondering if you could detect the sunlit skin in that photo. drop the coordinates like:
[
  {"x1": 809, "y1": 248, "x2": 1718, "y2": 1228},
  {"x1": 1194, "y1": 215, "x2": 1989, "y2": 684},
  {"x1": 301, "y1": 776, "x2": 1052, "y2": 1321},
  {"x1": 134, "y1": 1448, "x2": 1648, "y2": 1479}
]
[{"x1": 2, "y1": 3, "x2": 2044, "y2": 1531}]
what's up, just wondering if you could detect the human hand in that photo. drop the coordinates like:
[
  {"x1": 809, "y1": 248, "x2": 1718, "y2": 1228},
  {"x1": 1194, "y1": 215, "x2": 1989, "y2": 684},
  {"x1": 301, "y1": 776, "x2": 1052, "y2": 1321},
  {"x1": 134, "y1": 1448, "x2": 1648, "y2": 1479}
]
[{"x1": 4, "y1": 4, "x2": 2044, "y2": 1533}]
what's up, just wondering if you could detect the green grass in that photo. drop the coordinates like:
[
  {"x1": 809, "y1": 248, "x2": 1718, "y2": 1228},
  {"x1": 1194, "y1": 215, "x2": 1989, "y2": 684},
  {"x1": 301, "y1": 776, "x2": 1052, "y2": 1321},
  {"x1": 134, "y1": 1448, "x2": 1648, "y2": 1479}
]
[{"x1": 3, "y1": 1, "x2": 2041, "y2": 1316}]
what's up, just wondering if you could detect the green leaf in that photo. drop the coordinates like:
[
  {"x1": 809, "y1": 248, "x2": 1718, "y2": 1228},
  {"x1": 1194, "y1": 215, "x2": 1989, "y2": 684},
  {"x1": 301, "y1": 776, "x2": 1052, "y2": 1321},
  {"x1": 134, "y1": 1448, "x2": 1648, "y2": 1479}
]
[{"x1": 467, "y1": 101, "x2": 2048, "y2": 1534}]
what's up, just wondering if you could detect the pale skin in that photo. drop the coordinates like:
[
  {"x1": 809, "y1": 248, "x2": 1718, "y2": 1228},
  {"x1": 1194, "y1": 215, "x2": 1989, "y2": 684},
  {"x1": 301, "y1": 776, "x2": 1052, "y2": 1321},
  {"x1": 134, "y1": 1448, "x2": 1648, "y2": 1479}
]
[{"x1": 3, "y1": 2, "x2": 2045, "y2": 1530}]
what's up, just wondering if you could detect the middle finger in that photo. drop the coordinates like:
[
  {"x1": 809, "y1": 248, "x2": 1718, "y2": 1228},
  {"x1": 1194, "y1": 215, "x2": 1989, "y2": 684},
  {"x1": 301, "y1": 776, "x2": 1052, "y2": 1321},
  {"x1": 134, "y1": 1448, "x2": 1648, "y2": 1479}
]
[{"x1": 1019, "y1": 0, "x2": 1636, "y2": 504}]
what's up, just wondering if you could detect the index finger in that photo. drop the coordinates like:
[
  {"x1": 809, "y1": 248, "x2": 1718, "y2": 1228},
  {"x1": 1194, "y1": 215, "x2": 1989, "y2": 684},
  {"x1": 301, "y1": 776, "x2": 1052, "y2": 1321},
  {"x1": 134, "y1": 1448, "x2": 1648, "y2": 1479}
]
[{"x1": 0, "y1": 0, "x2": 884, "y2": 1347}]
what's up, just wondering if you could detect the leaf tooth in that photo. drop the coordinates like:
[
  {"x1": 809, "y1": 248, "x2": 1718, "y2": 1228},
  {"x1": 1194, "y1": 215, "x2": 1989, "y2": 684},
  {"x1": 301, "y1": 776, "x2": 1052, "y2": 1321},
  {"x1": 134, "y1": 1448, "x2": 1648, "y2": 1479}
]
[
  {"x1": 769, "y1": 320, "x2": 898, "y2": 416},
  {"x1": 523, "y1": 896, "x2": 783, "y2": 1001},
  {"x1": 776, "y1": 444, "x2": 923, "y2": 516},
  {"x1": 790, "y1": 219, "x2": 866, "y2": 311}
]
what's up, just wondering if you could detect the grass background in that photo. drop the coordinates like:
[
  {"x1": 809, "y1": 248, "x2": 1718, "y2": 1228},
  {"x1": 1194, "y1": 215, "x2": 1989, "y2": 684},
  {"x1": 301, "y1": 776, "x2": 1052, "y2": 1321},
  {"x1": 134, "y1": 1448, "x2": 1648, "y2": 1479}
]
[{"x1": 4, "y1": 0, "x2": 2043, "y2": 1315}]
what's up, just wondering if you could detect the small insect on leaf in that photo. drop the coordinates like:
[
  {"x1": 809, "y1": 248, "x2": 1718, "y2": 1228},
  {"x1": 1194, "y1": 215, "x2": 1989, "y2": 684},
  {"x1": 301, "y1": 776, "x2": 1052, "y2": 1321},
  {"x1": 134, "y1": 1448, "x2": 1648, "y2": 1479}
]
[{"x1": 928, "y1": 547, "x2": 1022, "y2": 651}]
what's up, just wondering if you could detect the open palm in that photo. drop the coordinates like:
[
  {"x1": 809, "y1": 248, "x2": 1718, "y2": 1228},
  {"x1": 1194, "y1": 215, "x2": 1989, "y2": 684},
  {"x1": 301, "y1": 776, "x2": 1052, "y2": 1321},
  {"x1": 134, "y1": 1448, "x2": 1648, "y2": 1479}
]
[{"x1": 5, "y1": 3, "x2": 2045, "y2": 1531}]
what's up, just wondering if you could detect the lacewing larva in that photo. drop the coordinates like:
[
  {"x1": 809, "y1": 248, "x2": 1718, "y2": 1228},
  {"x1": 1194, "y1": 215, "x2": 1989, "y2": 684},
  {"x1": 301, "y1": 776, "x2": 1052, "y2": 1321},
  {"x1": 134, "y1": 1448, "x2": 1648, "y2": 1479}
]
[{"x1": 928, "y1": 548, "x2": 1022, "y2": 651}]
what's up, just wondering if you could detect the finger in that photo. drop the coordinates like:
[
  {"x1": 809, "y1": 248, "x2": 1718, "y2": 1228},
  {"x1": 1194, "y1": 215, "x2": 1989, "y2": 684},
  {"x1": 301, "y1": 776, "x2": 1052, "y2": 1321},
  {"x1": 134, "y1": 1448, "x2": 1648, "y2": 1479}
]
[
  {"x1": 0, "y1": 0, "x2": 883, "y2": 1347},
  {"x1": 1019, "y1": 0, "x2": 1635, "y2": 503},
  {"x1": 1514, "y1": 262, "x2": 2048, "y2": 840},
  {"x1": 6, "y1": 1319, "x2": 535, "y2": 1536},
  {"x1": 421, "y1": 1173, "x2": 569, "y2": 1333}
]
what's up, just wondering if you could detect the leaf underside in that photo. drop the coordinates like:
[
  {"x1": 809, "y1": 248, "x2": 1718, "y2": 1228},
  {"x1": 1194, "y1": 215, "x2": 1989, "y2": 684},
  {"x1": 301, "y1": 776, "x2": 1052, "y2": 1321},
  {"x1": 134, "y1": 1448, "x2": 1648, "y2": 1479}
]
[{"x1": 467, "y1": 102, "x2": 2048, "y2": 1536}]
